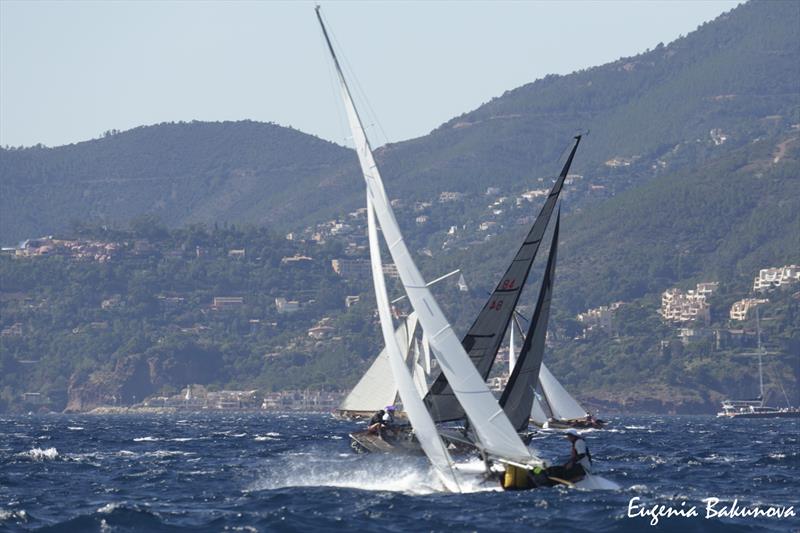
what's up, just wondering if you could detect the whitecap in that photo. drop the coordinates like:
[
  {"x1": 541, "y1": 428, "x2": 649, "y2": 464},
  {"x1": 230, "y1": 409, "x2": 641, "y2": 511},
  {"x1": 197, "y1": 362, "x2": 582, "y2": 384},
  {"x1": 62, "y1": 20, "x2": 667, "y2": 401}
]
[
  {"x1": 143, "y1": 450, "x2": 196, "y2": 458},
  {"x1": 67, "y1": 426, "x2": 84, "y2": 431},
  {"x1": 0, "y1": 509, "x2": 28, "y2": 522},
  {"x1": 18, "y1": 447, "x2": 58, "y2": 461},
  {"x1": 133, "y1": 436, "x2": 161, "y2": 442},
  {"x1": 96, "y1": 502, "x2": 123, "y2": 514}
]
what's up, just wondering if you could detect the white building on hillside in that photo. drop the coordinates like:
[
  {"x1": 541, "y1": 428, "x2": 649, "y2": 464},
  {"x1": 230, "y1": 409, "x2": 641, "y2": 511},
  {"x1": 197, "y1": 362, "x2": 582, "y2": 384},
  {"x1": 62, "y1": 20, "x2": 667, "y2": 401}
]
[{"x1": 753, "y1": 265, "x2": 800, "y2": 292}]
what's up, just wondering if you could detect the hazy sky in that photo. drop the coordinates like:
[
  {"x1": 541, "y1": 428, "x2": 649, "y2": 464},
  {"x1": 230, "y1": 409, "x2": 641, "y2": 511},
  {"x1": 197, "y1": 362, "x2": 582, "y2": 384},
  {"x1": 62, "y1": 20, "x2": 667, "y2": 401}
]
[{"x1": 1, "y1": 0, "x2": 742, "y2": 149}]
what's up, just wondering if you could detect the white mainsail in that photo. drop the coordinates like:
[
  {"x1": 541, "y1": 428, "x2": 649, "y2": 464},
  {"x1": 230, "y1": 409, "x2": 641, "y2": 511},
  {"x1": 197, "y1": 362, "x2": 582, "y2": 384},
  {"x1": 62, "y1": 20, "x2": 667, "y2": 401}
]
[
  {"x1": 337, "y1": 312, "x2": 418, "y2": 415},
  {"x1": 367, "y1": 196, "x2": 460, "y2": 492},
  {"x1": 537, "y1": 362, "x2": 588, "y2": 422},
  {"x1": 316, "y1": 7, "x2": 535, "y2": 466}
]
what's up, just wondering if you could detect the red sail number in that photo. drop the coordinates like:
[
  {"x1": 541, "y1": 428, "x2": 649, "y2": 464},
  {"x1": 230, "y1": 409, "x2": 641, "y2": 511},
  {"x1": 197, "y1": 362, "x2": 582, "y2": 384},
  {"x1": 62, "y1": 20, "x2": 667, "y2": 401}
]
[
  {"x1": 501, "y1": 278, "x2": 516, "y2": 290},
  {"x1": 489, "y1": 299, "x2": 504, "y2": 311}
]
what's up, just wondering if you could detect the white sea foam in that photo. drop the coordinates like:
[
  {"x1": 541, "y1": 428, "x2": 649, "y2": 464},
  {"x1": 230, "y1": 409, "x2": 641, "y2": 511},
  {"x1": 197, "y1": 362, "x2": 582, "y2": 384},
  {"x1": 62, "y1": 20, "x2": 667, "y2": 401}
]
[
  {"x1": 133, "y1": 436, "x2": 161, "y2": 442},
  {"x1": 67, "y1": 426, "x2": 84, "y2": 431},
  {"x1": 18, "y1": 447, "x2": 59, "y2": 461},
  {"x1": 0, "y1": 509, "x2": 28, "y2": 522},
  {"x1": 249, "y1": 452, "x2": 496, "y2": 495},
  {"x1": 96, "y1": 502, "x2": 123, "y2": 514},
  {"x1": 143, "y1": 450, "x2": 196, "y2": 458}
]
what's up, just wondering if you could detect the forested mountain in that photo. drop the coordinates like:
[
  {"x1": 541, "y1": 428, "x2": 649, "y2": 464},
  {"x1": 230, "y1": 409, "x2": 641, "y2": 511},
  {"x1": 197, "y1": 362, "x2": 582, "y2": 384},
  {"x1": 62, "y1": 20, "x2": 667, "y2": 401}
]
[
  {"x1": 1, "y1": 1, "x2": 798, "y2": 413},
  {"x1": 1, "y1": 0, "x2": 797, "y2": 244}
]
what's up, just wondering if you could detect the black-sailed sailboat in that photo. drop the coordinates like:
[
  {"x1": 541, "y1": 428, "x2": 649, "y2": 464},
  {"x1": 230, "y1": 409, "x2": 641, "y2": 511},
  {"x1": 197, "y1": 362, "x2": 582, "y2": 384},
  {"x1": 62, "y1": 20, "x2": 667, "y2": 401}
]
[{"x1": 424, "y1": 137, "x2": 581, "y2": 424}]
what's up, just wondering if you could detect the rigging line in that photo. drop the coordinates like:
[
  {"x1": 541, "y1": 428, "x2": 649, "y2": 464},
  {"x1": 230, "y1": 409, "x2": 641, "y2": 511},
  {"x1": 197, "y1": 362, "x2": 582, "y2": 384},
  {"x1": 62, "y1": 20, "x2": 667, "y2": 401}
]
[
  {"x1": 324, "y1": 16, "x2": 391, "y2": 147},
  {"x1": 317, "y1": 17, "x2": 349, "y2": 147}
]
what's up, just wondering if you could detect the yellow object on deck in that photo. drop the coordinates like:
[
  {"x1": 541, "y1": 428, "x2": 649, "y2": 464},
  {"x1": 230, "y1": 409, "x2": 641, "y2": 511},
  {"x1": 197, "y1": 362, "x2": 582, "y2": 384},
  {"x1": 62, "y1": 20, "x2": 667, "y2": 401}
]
[{"x1": 502, "y1": 464, "x2": 534, "y2": 490}]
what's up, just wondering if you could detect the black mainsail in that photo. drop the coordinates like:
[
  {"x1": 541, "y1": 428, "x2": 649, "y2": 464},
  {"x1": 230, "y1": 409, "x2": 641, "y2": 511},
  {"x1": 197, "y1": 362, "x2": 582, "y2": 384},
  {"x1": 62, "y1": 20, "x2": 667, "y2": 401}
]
[
  {"x1": 499, "y1": 210, "x2": 560, "y2": 431},
  {"x1": 424, "y1": 136, "x2": 581, "y2": 423}
]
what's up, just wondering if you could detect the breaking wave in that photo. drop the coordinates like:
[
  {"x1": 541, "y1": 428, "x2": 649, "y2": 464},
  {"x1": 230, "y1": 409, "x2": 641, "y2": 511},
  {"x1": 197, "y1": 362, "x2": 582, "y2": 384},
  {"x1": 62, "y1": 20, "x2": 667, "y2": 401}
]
[{"x1": 18, "y1": 447, "x2": 59, "y2": 461}]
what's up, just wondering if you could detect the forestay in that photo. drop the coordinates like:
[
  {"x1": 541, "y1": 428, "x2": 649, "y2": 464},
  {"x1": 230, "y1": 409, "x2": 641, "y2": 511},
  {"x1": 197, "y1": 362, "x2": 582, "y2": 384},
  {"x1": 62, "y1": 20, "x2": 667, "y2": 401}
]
[{"x1": 316, "y1": 7, "x2": 534, "y2": 464}]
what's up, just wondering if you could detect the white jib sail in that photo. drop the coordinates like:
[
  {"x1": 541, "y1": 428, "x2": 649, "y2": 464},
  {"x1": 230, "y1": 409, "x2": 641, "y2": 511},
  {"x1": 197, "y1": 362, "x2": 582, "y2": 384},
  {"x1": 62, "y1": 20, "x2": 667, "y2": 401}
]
[
  {"x1": 530, "y1": 393, "x2": 549, "y2": 426},
  {"x1": 538, "y1": 362, "x2": 588, "y2": 421},
  {"x1": 367, "y1": 196, "x2": 460, "y2": 492},
  {"x1": 318, "y1": 10, "x2": 534, "y2": 465},
  {"x1": 337, "y1": 312, "x2": 418, "y2": 414}
]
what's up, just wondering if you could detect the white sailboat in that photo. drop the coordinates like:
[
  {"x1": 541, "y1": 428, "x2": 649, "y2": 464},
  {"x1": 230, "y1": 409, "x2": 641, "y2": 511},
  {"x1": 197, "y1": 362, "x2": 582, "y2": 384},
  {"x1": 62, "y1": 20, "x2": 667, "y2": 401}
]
[
  {"x1": 530, "y1": 363, "x2": 591, "y2": 427},
  {"x1": 316, "y1": 7, "x2": 618, "y2": 491},
  {"x1": 315, "y1": 7, "x2": 538, "y2": 471},
  {"x1": 336, "y1": 312, "x2": 420, "y2": 419}
]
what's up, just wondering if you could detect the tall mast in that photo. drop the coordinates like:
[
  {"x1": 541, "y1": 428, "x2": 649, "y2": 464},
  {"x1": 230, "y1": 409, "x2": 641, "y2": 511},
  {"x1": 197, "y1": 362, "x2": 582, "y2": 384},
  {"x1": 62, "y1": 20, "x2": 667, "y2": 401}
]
[{"x1": 756, "y1": 306, "x2": 764, "y2": 402}]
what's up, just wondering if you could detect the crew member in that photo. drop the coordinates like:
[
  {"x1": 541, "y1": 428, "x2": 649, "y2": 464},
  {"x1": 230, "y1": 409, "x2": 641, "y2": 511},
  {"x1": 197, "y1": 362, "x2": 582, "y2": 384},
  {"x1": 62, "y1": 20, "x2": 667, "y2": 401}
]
[
  {"x1": 381, "y1": 405, "x2": 396, "y2": 437},
  {"x1": 367, "y1": 409, "x2": 385, "y2": 435},
  {"x1": 548, "y1": 428, "x2": 591, "y2": 482}
]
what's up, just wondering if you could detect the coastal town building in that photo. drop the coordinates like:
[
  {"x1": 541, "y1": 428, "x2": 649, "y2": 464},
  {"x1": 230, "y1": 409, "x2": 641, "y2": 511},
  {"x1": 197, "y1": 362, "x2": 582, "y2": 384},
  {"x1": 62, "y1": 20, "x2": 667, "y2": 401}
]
[
  {"x1": 660, "y1": 282, "x2": 718, "y2": 324},
  {"x1": 281, "y1": 254, "x2": 313, "y2": 265},
  {"x1": 211, "y1": 296, "x2": 244, "y2": 310},
  {"x1": 275, "y1": 297, "x2": 300, "y2": 314},
  {"x1": 729, "y1": 298, "x2": 769, "y2": 321},
  {"x1": 439, "y1": 191, "x2": 465, "y2": 203},
  {"x1": 576, "y1": 302, "x2": 623, "y2": 336},
  {"x1": 331, "y1": 259, "x2": 370, "y2": 279},
  {"x1": 753, "y1": 265, "x2": 800, "y2": 291}
]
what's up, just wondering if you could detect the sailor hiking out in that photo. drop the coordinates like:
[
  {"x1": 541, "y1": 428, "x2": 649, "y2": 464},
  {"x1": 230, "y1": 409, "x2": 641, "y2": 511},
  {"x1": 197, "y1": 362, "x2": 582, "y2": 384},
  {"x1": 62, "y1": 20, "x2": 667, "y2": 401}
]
[{"x1": 548, "y1": 428, "x2": 591, "y2": 481}]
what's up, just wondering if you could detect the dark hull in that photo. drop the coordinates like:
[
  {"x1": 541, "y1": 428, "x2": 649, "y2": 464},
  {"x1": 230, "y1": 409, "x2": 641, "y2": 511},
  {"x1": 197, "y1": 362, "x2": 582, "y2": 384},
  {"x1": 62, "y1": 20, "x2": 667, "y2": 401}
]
[
  {"x1": 348, "y1": 429, "x2": 425, "y2": 455},
  {"x1": 530, "y1": 418, "x2": 606, "y2": 430}
]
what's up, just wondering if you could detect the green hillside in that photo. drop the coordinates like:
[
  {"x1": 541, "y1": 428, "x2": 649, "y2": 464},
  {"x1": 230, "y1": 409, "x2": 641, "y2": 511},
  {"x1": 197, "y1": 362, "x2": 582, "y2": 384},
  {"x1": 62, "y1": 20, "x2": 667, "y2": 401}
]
[{"x1": 2, "y1": 1, "x2": 798, "y2": 244}]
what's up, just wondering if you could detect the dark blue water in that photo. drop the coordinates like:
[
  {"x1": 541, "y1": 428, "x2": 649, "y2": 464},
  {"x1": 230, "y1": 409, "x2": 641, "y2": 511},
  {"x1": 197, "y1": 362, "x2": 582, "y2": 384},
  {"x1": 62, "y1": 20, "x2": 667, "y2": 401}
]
[{"x1": 0, "y1": 414, "x2": 797, "y2": 532}]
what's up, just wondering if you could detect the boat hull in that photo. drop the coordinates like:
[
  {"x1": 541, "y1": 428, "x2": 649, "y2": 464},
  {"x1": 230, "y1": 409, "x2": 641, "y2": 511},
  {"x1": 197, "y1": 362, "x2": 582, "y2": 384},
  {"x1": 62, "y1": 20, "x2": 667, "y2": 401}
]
[{"x1": 716, "y1": 410, "x2": 800, "y2": 419}]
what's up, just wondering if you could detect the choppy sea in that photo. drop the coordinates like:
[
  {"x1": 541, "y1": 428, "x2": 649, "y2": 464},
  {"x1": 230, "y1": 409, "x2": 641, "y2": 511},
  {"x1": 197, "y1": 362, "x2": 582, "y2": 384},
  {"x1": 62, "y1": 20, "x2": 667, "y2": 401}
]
[{"x1": 0, "y1": 414, "x2": 797, "y2": 532}]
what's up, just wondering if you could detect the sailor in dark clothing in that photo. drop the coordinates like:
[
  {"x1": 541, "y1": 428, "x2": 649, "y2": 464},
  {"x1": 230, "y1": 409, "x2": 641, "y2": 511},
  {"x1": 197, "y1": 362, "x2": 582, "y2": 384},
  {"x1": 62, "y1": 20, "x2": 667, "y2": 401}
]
[
  {"x1": 547, "y1": 428, "x2": 592, "y2": 482},
  {"x1": 367, "y1": 409, "x2": 385, "y2": 435}
]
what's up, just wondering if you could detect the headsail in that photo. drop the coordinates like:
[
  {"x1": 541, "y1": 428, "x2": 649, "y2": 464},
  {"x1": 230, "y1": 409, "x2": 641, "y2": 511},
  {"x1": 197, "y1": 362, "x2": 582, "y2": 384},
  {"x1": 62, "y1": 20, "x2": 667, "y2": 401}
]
[
  {"x1": 367, "y1": 195, "x2": 460, "y2": 492},
  {"x1": 316, "y1": 7, "x2": 534, "y2": 464},
  {"x1": 425, "y1": 137, "x2": 582, "y2": 423},
  {"x1": 530, "y1": 388, "x2": 551, "y2": 426},
  {"x1": 538, "y1": 362, "x2": 588, "y2": 422},
  {"x1": 337, "y1": 312, "x2": 418, "y2": 417},
  {"x1": 500, "y1": 211, "x2": 560, "y2": 431}
]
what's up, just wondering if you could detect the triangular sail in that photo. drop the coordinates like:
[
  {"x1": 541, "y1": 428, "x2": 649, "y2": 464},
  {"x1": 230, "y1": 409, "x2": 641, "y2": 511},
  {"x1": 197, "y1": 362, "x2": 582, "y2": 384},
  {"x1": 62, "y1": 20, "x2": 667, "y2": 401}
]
[
  {"x1": 500, "y1": 211, "x2": 560, "y2": 431},
  {"x1": 425, "y1": 137, "x2": 582, "y2": 423},
  {"x1": 530, "y1": 390, "x2": 550, "y2": 426},
  {"x1": 337, "y1": 313, "x2": 418, "y2": 416},
  {"x1": 316, "y1": 7, "x2": 534, "y2": 464},
  {"x1": 367, "y1": 196, "x2": 460, "y2": 492},
  {"x1": 538, "y1": 362, "x2": 588, "y2": 421}
]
